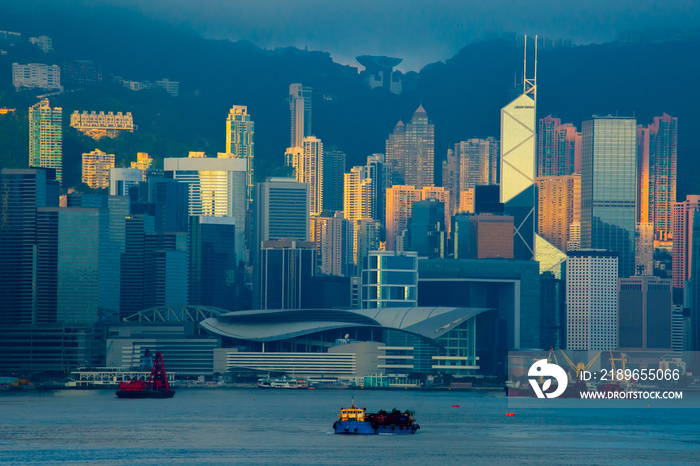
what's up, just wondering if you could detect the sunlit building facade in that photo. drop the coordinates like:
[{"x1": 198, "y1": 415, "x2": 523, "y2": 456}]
[
  {"x1": 29, "y1": 99, "x2": 63, "y2": 183},
  {"x1": 537, "y1": 115, "x2": 581, "y2": 176},
  {"x1": 385, "y1": 105, "x2": 434, "y2": 189},
  {"x1": 225, "y1": 105, "x2": 255, "y2": 201},
  {"x1": 536, "y1": 174, "x2": 581, "y2": 252},
  {"x1": 82, "y1": 149, "x2": 115, "y2": 189},
  {"x1": 385, "y1": 185, "x2": 422, "y2": 251},
  {"x1": 289, "y1": 83, "x2": 312, "y2": 149}
]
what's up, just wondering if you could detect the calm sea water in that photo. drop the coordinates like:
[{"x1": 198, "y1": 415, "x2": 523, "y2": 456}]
[{"x1": 0, "y1": 388, "x2": 698, "y2": 465}]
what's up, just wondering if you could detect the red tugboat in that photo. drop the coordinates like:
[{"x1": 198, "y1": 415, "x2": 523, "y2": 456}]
[{"x1": 116, "y1": 352, "x2": 175, "y2": 399}]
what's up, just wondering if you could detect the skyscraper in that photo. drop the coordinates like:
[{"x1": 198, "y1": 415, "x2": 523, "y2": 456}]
[
  {"x1": 256, "y1": 240, "x2": 316, "y2": 310},
  {"x1": 567, "y1": 250, "x2": 619, "y2": 350},
  {"x1": 672, "y1": 196, "x2": 700, "y2": 288},
  {"x1": 385, "y1": 185, "x2": 422, "y2": 251},
  {"x1": 322, "y1": 146, "x2": 345, "y2": 212},
  {"x1": 82, "y1": 149, "x2": 114, "y2": 189},
  {"x1": 537, "y1": 115, "x2": 581, "y2": 177},
  {"x1": 299, "y1": 136, "x2": 324, "y2": 215},
  {"x1": 536, "y1": 174, "x2": 581, "y2": 252},
  {"x1": 500, "y1": 41, "x2": 536, "y2": 260},
  {"x1": 225, "y1": 105, "x2": 255, "y2": 201},
  {"x1": 317, "y1": 211, "x2": 352, "y2": 277},
  {"x1": 385, "y1": 104, "x2": 434, "y2": 189},
  {"x1": 289, "y1": 83, "x2": 312, "y2": 149},
  {"x1": 29, "y1": 99, "x2": 63, "y2": 183},
  {"x1": 456, "y1": 138, "x2": 499, "y2": 192},
  {"x1": 637, "y1": 114, "x2": 677, "y2": 237},
  {"x1": 254, "y1": 178, "x2": 310, "y2": 245},
  {"x1": 344, "y1": 166, "x2": 375, "y2": 223},
  {"x1": 581, "y1": 116, "x2": 637, "y2": 277},
  {"x1": 422, "y1": 186, "x2": 451, "y2": 237},
  {"x1": 0, "y1": 168, "x2": 60, "y2": 325},
  {"x1": 406, "y1": 199, "x2": 446, "y2": 259},
  {"x1": 618, "y1": 276, "x2": 672, "y2": 350},
  {"x1": 441, "y1": 148, "x2": 460, "y2": 217},
  {"x1": 164, "y1": 154, "x2": 247, "y2": 263}
]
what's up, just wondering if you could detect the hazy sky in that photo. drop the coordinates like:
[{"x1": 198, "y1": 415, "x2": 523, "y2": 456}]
[{"x1": 9, "y1": 0, "x2": 700, "y2": 70}]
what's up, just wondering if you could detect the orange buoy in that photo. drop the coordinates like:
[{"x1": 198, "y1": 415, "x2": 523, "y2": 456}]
[
  {"x1": 452, "y1": 404, "x2": 460, "y2": 407},
  {"x1": 506, "y1": 413, "x2": 515, "y2": 417}
]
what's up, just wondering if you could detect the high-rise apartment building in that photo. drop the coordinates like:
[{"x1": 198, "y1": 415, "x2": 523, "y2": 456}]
[
  {"x1": 385, "y1": 185, "x2": 423, "y2": 251},
  {"x1": 618, "y1": 276, "x2": 672, "y2": 350},
  {"x1": 536, "y1": 175, "x2": 581, "y2": 252},
  {"x1": 225, "y1": 105, "x2": 255, "y2": 201},
  {"x1": 164, "y1": 154, "x2": 247, "y2": 262},
  {"x1": 82, "y1": 149, "x2": 115, "y2": 189},
  {"x1": 289, "y1": 83, "x2": 312, "y2": 148},
  {"x1": 298, "y1": 136, "x2": 324, "y2": 215},
  {"x1": 581, "y1": 116, "x2": 637, "y2": 277},
  {"x1": 672, "y1": 196, "x2": 700, "y2": 288},
  {"x1": 441, "y1": 148, "x2": 460, "y2": 217},
  {"x1": 566, "y1": 250, "x2": 619, "y2": 350},
  {"x1": 385, "y1": 105, "x2": 434, "y2": 189},
  {"x1": 317, "y1": 211, "x2": 352, "y2": 277},
  {"x1": 637, "y1": 114, "x2": 677, "y2": 237},
  {"x1": 29, "y1": 99, "x2": 63, "y2": 183},
  {"x1": 500, "y1": 55, "x2": 536, "y2": 260},
  {"x1": 456, "y1": 138, "x2": 499, "y2": 191},
  {"x1": 344, "y1": 166, "x2": 375, "y2": 223},
  {"x1": 537, "y1": 115, "x2": 581, "y2": 176}
]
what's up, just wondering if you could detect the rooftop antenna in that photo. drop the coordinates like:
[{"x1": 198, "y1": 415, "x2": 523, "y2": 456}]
[{"x1": 523, "y1": 35, "x2": 527, "y2": 95}]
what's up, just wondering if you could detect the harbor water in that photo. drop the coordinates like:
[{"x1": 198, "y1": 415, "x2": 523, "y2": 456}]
[{"x1": 0, "y1": 388, "x2": 698, "y2": 465}]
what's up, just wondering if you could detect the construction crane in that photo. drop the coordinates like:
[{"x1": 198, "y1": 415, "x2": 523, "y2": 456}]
[{"x1": 559, "y1": 350, "x2": 602, "y2": 382}]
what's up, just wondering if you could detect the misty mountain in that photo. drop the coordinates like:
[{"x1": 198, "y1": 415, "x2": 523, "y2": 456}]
[{"x1": 0, "y1": 4, "x2": 698, "y2": 196}]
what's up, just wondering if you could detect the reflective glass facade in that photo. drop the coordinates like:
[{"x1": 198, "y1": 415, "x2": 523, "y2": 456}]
[
  {"x1": 361, "y1": 251, "x2": 418, "y2": 308},
  {"x1": 581, "y1": 117, "x2": 637, "y2": 277}
]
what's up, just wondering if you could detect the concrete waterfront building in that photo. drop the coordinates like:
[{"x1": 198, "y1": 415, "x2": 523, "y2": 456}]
[
  {"x1": 566, "y1": 250, "x2": 619, "y2": 350},
  {"x1": 637, "y1": 114, "x2": 677, "y2": 237},
  {"x1": 82, "y1": 149, "x2": 115, "y2": 189},
  {"x1": 537, "y1": 115, "x2": 581, "y2": 176},
  {"x1": 70, "y1": 110, "x2": 134, "y2": 139},
  {"x1": 361, "y1": 251, "x2": 418, "y2": 309},
  {"x1": 289, "y1": 83, "x2": 312, "y2": 148},
  {"x1": 536, "y1": 174, "x2": 581, "y2": 252},
  {"x1": 29, "y1": 99, "x2": 63, "y2": 183},
  {"x1": 581, "y1": 116, "x2": 637, "y2": 277},
  {"x1": 618, "y1": 276, "x2": 672, "y2": 350},
  {"x1": 13, "y1": 63, "x2": 62, "y2": 91},
  {"x1": 225, "y1": 105, "x2": 255, "y2": 201},
  {"x1": 672, "y1": 196, "x2": 700, "y2": 288},
  {"x1": 385, "y1": 104, "x2": 434, "y2": 189},
  {"x1": 500, "y1": 39, "x2": 536, "y2": 260},
  {"x1": 164, "y1": 154, "x2": 247, "y2": 263},
  {"x1": 385, "y1": 185, "x2": 422, "y2": 251}
]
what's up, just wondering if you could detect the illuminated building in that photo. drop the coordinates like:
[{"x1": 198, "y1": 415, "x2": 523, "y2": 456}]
[
  {"x1": 537, "y1": 115, "x2": 581, "y2": 176},
  {"x1": 289, "y1": 83, "x2": 312, "y2": 148},
  {"x1": 536, "y1": 175, "x2": 580, "y2": 252},
  {"x1": 385, "y1": 105, "x2": 434, "y2": 189},
  {"x1": 82, "y1": 149, "x2": 115, "y2": 189},
  {"x1": 29, "y1": 99, "x2": 63, "y2": 183},
  {"x1": 225, "y1": 105, "x2": 255, "y2": 201},
  {"x1": 500, "y1": 39, "x2": 536, "y2": 260},
  {"x1": 456, "y1": 138, "x2": 499, "y2": 191},
  {"x1": 637, "y1": 114, "x2": 677, "y2": 237},
  {"x1": 164, "y1": 154, "x2": 247, "y2": 263},
  {"x1": 672, "y1": 196, "x2": 700, "y2": 288},
  {"x1": 385, "y1": 185, "x2": 422, "y2": 251},
  {"x1": 69, "y1": 110, "x2": 134, "y2": 139}
]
